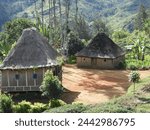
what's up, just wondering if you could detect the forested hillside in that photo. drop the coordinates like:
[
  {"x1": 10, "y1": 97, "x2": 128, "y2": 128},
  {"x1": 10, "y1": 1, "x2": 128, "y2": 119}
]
[{"x1": 0, "y1": 0, "x2": 150, "y2": 30}]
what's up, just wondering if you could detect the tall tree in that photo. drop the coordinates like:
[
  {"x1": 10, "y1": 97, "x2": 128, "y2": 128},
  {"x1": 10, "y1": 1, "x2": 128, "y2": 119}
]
[
  {"x1": 64, "y1": 0, "x2": 71, "y2": 34},
  {"x1": 73, "y1": 15, "x2": 91, "y2": 40},
  {"x1": 93, "y1": 19, "x2": 109, "y2": 35},
  {"x1": 75, "y1": 0, "x2": 78, "y2": 24},
  {"x1": 58, "y1": 0, "x2": 63, "y2": 49},
  {"x1": 41, "y1": 0, "x2": 45, "y2": 31},
  {"x1": 48, "y1": 0, "x2": 51, "y2": 27},
  {"x1": 134, "y1": 4, "x2": 148, "y2": 30},
  {"x1": 53, "y1": 0, "x2": 56, "y2": 27}
]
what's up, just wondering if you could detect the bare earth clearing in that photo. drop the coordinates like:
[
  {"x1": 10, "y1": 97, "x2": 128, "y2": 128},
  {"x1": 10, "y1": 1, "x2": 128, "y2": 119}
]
[{"x1": 62, "y1": 64, "x2": 150, "y2": 104}]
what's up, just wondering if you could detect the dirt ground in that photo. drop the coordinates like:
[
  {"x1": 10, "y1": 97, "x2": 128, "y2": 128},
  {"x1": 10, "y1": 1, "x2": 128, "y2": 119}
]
[{"x1": 62, "y1": 64, "x2": 150, "y2": 105}]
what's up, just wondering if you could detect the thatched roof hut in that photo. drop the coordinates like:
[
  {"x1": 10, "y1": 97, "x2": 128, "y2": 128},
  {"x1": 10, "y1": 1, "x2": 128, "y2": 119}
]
[
  {"x1": 76, "y1": 33, "x2": 125, "y2": 69},
  {"x1": 0, "y1": 28, "x2": 59, "y2": 70},
  {"x1": 0, "y1": 28, "x2": 62, "y2": 92}
]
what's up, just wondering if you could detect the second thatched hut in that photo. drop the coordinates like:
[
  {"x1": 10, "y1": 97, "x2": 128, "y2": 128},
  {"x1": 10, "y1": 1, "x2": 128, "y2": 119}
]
[{"x1": 76, "y1": 33, "x2": 125, "y2": 69}]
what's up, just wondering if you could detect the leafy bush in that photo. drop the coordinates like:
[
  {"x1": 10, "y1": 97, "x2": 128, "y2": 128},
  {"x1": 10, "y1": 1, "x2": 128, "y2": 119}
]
[
  {"x1": 13, "y1": 100, "x2": 32, "y2": 113},
  {"x1": 0, "y1": 94, "x2": 13, "y2": 113},
  {"x1": 129, "y1": 71, "x2": 140, "y2": 83},
  {"x1": 45, "y1": 103, "x2": 87, "y2": 113},
  {"x1": 116, "y1": 61, "x2": 126, "y2": 69},
  {"x1": 32, "y1": 103, "x2": 48, "y2": 113},
  {"x1": 49, "y1": 99, "x2": 66, "y2": 108},
  {"x1": 126, "y1": 57, "x2": 150, "y2": 70},
  {"x1": 129, "y1": 71, "x2": 140, "y2": 93},
  {"x1": 66, "y1": 55, "x2": 76, "y2": 64},
  {"x1": 40, "y1": 70, "x2": 64, "y2": 99},
  {"x1": 128, "y1": 64, "x2": 138, "y2": 70}
]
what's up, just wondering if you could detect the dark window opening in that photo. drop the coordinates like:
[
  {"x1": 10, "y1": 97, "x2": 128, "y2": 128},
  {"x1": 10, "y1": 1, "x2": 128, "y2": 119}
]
[
  {"x1": 104, "y1": 59, "x2": 107, "y2": 62},
  {"x1": 33, "y1": 73, "x2": 37, "y2": 79},
  {"x1": 15, "y1": 74, "x2": 20, "y2": 80}
]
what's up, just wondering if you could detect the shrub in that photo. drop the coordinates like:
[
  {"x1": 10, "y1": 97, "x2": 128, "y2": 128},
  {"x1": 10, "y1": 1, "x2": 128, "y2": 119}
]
[
  {"x1": 116, "y1": 61, "x2": 126, "y2": 69},
  {"x1": 84, "y1": 103, "x2": 134, "y2": 113},
  {"x1": 0, "y1": 94, "x2": 13, "y2": 113},
  {"x1": 66, "y1": 55, "x2": 76, "y2": 64},
  {"x1": 40, "y1": 70, "x2": 64, "y2": 99},
  {"x1": 32, "y1": 103, "x2": 48, "y2": 113},
  {"x1": 127, "y1": 63, "x2": 138, "y2": 70},
  {"x1": 45, "y1": 103, "x2": 87, "y2": 113},
  {"x1": 49, "y1": 99, "x2": 66, "y2": 108},
  {"x1": 129, "y1": 71, "x2": 140, "y2": 93},
  {"x1": 14, "y1": 100, "x2": 32, "y2": 113}
]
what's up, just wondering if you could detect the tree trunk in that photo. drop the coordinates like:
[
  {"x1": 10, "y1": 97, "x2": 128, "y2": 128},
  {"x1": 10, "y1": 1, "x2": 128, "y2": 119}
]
[
  {"x1": 34, "y1": 0, "x2": 37, "y2": 26},
  {"x1": 41, "y1": 0, "x2": 44, "y2": 31},
  {"x1": 75, "y1": 0, "x2": 78, "y2": 24},
  {"x1": 133, "y1": 83, "x2": 135, "y2": 95},
  {"x1": 53, "y1": 0, "x2": 56, "y2": 27},
  {"x1": 58, "y1": 0, "x2": 63, "y2": 50},
  {"x1": 48, "y1": 0, "x2": 51, "y2": 26}
]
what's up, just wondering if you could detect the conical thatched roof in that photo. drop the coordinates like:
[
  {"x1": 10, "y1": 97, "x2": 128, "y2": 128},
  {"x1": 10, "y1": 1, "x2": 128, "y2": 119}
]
[
  {"x1": 0, "y1": 28, "x2": 59, "y2": 70},
  {"x1": 76, "y1": 33, "x2": 125, "y2": 59}
]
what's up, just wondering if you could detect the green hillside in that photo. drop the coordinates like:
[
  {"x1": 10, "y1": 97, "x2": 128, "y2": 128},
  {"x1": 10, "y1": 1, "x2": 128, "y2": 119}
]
[{"x1": 0, "y1": 0, "x2": 150, "y2": 31}]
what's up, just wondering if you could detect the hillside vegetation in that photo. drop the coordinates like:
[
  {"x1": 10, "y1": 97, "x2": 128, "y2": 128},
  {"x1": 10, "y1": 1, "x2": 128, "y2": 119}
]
[{"x1": 0, "y1": 0, "x2": 150, "y2": 31}]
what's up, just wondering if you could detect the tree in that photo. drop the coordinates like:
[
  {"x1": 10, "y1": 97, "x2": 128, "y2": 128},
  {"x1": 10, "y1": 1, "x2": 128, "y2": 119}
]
[
  {"x1": 41, "y1": 0, "x2": 45, "y2": 31},
  {"x1": 75, "y1": 0, "x2": 78, "y2": 24},
  {"x1": 130, "y1": 30, "x2": 150, "y2": 61},
  {"x1": 134, "y1": 4, "x2": 148, "y2": 30},
  {"x1": 64, "y1": 0, "x2": 71, "y2": 34},
  {"x1": 0, "y1": 32, "x2": 10, "y2": 59},
  {"x1": 3, "y1": 18, "x2": 35, "y2": 44},
  {"x1": 53, "y1": 0, "x2": 56, "y2": 27},
  {"x1": 129, "y1": 71, "x2": 140, "y2": 94},
  {"x1": 144, "y1": 19, "x2": 150, "y2": 38},
  {"x1": 40, "y1": 70, "x2": 63, "y2": 100},
  {"x1": 58, "y1": 0, "x2": 63, "y2": 49},
  {"x1": 67, "y1": 32, "x2": 85, "y2": 56},
  {"x1": 112, "y1": 30, "x2": 130, "y2": 48},
  {"x1": 73, "y1": 15, "x2": 91, "y2": 40},
  {"x1": 0, "y1": 18, "x2": 35, "y2": 59},
  {"x1": 93, "y1": 19, "x2": 109, "y2": 35}
]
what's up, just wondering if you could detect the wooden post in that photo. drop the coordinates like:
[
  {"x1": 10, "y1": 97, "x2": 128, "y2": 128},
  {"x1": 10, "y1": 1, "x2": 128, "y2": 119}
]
[
  {"x1": 25, "y1": 70, "x2": 28, "y2": 87},
  {"x1": 16, "y1": 71, "x2": 19, "y2": 87},
  {"x1": 34, "y1": 70, "x2": 36, "y2": 87},
  {"x1": 42, "y1": 68, "x2": 45, "y2": 78},
  {"x1": 7, "y1": 71, "x2": 10, "y2": 87}
]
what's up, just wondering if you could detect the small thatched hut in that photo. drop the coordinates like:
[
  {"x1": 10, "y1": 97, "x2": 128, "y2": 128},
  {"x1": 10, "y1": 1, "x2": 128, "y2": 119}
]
[
  {"x1": 0, "y1": 28, "x2": 62, "y2": 92},
  {"x1": 76, "y1": 33, "x2": 125, "y2": 69}
]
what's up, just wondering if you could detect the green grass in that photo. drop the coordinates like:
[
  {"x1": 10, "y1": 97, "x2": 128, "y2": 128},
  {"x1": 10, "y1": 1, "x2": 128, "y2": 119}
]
[
  {"x1": 45, "y1": 103, "x2": 88, "y2": 113},
  {"x1": 127, "y1": 77, "x2": 150, "y2": 94},
  {"x1": 135, "y1": 104, "x2": 150, "y2": 113}
]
